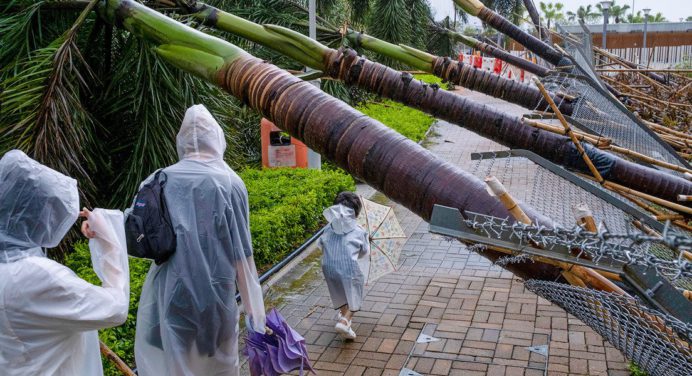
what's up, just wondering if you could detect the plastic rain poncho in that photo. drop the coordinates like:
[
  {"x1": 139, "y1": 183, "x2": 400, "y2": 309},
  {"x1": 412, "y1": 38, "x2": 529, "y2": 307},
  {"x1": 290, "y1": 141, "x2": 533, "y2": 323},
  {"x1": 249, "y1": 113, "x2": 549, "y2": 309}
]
[
  {"x1": 134, "y1": 105, "x2": 266, "y2": 376},
  {"x1": 319, "y1": 205, "x2": 370, "y2": 311},
  {"x1": 0, "y1": 150, "x2": 129, "y2": 376}
]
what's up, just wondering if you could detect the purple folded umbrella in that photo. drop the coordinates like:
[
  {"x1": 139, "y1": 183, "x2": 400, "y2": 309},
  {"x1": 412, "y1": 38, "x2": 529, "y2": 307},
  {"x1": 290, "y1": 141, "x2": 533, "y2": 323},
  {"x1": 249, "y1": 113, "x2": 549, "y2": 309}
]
[{"x1": 246, "y1": 309, "x2": 315, "y2": 376}]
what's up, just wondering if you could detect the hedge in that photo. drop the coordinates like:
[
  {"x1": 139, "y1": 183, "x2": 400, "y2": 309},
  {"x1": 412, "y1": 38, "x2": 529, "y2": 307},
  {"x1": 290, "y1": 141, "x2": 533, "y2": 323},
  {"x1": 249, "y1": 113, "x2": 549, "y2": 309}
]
[{"x1": 65, "y1": 167, "x2": 354, "y2": 374}]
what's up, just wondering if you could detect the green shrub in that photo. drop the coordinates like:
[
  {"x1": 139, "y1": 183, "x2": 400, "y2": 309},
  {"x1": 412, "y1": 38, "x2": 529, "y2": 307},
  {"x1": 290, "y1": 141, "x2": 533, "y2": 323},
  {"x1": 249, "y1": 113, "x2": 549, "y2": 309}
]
[
  {"x1": 628, "y1": 362, "x2": 648, "y2": 376},
  {"x1": 241, "y1": 167, "x2": 355, "y2": 270},
  {"x1": 65, "y1": 167, "x2": 354, "y2": 374},
  {"x1": 356, "y1": 99, "x2": 435, "y2": 142}
]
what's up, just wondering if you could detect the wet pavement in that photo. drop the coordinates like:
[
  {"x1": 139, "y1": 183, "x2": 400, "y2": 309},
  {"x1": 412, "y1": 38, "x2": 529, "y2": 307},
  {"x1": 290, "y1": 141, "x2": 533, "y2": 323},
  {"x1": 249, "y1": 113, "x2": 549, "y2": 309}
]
[{"x1": 242, "y1": 89, "x2": 630, "y2": 375}]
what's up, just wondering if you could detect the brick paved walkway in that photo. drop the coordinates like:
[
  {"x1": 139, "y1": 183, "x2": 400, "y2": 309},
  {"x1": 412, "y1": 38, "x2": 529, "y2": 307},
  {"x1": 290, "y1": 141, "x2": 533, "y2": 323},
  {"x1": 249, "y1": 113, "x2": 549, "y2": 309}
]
[{"x1": 245, "y1": 89, "x2": 630, "y2": 375}]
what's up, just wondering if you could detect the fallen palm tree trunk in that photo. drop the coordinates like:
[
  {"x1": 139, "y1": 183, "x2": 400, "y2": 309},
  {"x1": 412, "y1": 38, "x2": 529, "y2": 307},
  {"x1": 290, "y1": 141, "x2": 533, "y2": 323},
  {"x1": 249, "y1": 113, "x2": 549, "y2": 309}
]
[
  {"x1": 174, "y1": 1, "x2": 692, "y2": 205},
  {"x1": 439, "y1": 28, "x2": 550, "y2": 77},
  {"x1": 338, "y1": 29, "x2": 573, "y2": 114},
  {"x1": 453, "y1": 0, "x2": 570, "y2": 67},
  {"x1": 189, "y1": 0, "x2": 572, "y2": 116},
  {"x1": 99, "y1": 0, "x2": 563, "y2": 280}
]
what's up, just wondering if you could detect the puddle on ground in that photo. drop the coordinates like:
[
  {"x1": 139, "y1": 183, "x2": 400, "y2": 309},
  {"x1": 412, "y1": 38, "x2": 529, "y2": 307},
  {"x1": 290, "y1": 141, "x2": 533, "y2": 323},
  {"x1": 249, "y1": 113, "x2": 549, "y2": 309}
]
[
  {"x1": 368, "y1": 191, "x2": 391, "y2": 205},
  {"x1": 420, "y1": 123, "x2": 441, "y2": 149},
  {"x1": 263, "y1": 249, "x2": 324, "y2": 309}
]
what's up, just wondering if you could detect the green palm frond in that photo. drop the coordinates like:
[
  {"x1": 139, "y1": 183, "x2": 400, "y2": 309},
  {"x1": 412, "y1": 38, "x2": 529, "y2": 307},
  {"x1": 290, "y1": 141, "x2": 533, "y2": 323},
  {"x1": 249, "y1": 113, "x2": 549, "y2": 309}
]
[
  {"x1": 427, "y1": 16, "x2": 456, "y2": 58},
  {"x1": 95, "y1": 34, "x2": 260, "y2": 207},
  {"x1": 0, "y1": 1, "x2": 47, "y2": 74},
  {"x1": 349, "y1": 0, "x2": 371, "y2": 24},
  {"x1": 408, "y1": 0, "x2": 432, "y2": 50},
  {"x1": 368, "y1": 0, "x2": 411, "y2": 69},
  {"x1": 0, "y1": 0, "x2": 100, "y2": 198}
]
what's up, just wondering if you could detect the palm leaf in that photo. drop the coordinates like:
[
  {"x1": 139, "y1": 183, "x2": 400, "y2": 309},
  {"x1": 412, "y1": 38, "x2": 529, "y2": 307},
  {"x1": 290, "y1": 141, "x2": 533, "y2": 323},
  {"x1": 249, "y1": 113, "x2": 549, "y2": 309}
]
[{"x1": 0, "y1": 0, "x2": 100, "y2": 199}]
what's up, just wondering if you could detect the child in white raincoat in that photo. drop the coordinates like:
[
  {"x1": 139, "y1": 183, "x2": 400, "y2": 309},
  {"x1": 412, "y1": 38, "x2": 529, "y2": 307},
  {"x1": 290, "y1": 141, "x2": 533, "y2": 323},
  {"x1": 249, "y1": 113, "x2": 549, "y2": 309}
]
[
  {"x1": 0, "y1": 150, "x2": 129, "y2": 376},
  {"x1": 319, "y1": 191, "x2": 370, "y2": 340}
]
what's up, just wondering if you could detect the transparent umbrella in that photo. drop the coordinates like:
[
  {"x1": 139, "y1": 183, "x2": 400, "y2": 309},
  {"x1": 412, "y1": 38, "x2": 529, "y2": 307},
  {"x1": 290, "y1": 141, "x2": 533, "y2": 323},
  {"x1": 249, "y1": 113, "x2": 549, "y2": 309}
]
[{"x1": 356, "y1": 197, "x2": 407, "y2": 284}]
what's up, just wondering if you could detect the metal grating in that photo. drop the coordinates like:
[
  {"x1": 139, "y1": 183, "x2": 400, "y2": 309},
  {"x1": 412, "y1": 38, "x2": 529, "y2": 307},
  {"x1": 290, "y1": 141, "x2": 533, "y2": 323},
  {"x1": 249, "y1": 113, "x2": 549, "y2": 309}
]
[
  {"x1": 526, "y1": 280, "x2": 692, "y2": 376},
  {"x1": 469, "y1": 151, "x2": 691, "y2": 291}
]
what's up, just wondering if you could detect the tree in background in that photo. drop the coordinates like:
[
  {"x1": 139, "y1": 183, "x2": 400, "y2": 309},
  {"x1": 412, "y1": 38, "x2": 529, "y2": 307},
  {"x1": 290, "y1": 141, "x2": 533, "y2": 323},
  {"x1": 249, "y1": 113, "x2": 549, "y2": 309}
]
[
  {"x1": 595, "y1": 0, "x2": 629, "y2": 23},
  {"x1": 539, "y1": 1, "x2": 565, "y2": 29},
  {"x1": 648, "y1": 12, "x2": 668, "y2": 22},
  {"x1": 566, "y1": 4, "x2": 599, "y2": 24}
]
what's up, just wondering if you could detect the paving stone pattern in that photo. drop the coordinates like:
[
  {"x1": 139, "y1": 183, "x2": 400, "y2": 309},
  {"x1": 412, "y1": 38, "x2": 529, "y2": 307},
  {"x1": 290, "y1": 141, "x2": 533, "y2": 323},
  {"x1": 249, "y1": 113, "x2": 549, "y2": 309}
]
[{"x1": 245, "y1": 90, "x2": 630, "y2": 375}]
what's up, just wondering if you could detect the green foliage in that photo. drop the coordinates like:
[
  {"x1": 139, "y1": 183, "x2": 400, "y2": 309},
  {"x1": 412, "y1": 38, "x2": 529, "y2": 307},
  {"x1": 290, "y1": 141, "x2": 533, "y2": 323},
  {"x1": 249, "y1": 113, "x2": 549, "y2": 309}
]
[
  {"x1": 367, "y1": 0, "x2": 433, "y2": 69},
  {"x1": 628, "y1": 362, "x2": 648, "y2": 376},
  {"x1": 480, "y1": 0, "x2": 525, "y2": 25},
  {"x1": 65, "y1": 167, "x2": 353, "y2": 374},
  {"x1": 356, "y1": 97, "x2": 434, "y2": 142},
  {"x1": 539, "y1": 1, "x2": 565, "y2": 29},
  {"x1": 1, "y1": 2, "x2": 99, "y2": 204},
  {"x1": 241, "y1": 167, "x2": 355, "y2": 269},
  {"x1": 413, "y1": 73, "x2": 445, "y2": 86}
]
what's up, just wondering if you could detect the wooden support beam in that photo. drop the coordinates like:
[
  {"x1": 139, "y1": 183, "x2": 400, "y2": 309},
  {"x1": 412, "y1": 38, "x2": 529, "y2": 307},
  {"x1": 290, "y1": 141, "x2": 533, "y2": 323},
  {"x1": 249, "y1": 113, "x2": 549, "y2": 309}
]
[
  {"x1": 484, "y1": 176, "x2": 532, "y2": 224},
  {"x1": 604, "y1": 145, "x2": 692, "y2": 175},
  {"x1": 100, "y1": 341, "x2": 136, "y2": 376},
  {"x1": 533, "y1": 77, "x2": 605, "y2": 183}
]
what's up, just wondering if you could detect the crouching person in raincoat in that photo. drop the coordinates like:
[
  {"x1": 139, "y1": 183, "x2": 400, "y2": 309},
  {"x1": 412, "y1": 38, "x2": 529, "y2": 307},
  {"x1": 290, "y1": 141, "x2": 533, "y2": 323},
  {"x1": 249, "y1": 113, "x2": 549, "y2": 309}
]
[
  {"x1": 0, "y1": 150, "x2": 130, "y2": 376},
  {"x1": 134, "y1": 104, "x2": 266, "y2": 376}
]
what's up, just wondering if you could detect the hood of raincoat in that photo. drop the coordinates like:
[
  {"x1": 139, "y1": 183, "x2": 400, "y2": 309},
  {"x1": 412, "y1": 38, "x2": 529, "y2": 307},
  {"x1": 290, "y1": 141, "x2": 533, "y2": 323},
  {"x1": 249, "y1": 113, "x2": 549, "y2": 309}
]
[
  {"x1": 323, "y1": 204, "x2": 358, "y2": 234},
  {"x1": 176, "y1": 104, "x2": 226, "y2": 162},
  {"x1": 0, "y1": 150, "x2": 79, "y2": 261}
]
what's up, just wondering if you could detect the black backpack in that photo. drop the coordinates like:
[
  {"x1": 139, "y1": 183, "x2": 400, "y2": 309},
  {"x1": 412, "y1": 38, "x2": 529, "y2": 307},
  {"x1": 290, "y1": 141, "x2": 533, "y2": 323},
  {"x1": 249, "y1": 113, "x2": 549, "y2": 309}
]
[{"x1": 125, "y1": 170, "x2": 176, "y2": 265}]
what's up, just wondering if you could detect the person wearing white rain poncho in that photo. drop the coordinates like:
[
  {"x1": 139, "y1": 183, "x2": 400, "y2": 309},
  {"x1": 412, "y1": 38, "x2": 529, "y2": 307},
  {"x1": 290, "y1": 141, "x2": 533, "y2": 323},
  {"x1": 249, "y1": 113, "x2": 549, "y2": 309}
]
[
  {"x1": 0, "y1": 150, "x2": 129, "y2": 376},
  {"x1": 319, "y1": 192, "x2": 370, "y2": 340},
  {"x1": 133, "y1": 104, "x2": 266, "y2": 376}
]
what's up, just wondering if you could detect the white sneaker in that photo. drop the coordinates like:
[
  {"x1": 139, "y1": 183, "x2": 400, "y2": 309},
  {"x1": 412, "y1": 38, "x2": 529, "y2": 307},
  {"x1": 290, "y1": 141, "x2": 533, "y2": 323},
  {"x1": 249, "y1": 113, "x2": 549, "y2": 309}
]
[{"x1": 335, "y1": 318, "x2": 356, "y2": 340}]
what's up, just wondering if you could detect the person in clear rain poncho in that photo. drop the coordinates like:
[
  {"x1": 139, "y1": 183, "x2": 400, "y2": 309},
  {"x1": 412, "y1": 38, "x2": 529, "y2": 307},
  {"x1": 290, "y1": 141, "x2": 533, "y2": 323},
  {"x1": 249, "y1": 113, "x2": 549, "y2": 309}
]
[
  {"x1": 319, "y1": 192, "x2": 370, "y2": 340},
  {"x1": 0, "y1": 150, "x2": 130, "y2": 376},
  {"x1": 133, "y1": 104, "x2": 266, "y2": 376}
]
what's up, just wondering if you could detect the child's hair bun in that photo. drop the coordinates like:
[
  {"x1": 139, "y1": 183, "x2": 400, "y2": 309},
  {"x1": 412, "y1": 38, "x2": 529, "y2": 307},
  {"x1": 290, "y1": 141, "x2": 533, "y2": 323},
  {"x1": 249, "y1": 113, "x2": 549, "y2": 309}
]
[{"x1": 334, "y1": 191, "x2": 362, "y2": 217}]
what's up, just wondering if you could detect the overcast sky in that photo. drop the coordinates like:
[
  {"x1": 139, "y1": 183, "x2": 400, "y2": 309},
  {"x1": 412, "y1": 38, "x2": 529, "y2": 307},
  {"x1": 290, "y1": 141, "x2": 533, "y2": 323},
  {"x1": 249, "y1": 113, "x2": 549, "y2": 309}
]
[{"x1": 429, "y1": 0, "x2": 692, "y2": 22}]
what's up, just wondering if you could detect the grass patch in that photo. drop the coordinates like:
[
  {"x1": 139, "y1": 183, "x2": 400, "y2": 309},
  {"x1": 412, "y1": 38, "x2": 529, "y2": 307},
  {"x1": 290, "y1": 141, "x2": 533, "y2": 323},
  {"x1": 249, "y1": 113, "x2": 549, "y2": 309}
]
[
  {"x1": 353, "y1": 73, "x2": 444, "y2": 143},
  {"x1": 413, "y1": 73, "x2": 444, "y2": 86},
  {"x1": 356, "y1": 99, "x2": 435, "y2": 142},
  {"x1": 65, "y1": 167, "x2": 354, "y2": 374}
]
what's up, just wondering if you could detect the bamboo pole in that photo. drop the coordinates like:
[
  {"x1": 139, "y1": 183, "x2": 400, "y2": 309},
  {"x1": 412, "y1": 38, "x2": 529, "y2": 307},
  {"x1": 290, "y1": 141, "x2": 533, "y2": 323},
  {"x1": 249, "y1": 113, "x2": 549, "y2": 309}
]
[
  {"x1": 604, "y1": 145, "x2": 692, "y2": 175},
  {"x1": 622, "y1": 94, "x2": 692, "y2": 111},
  {"x1": 653, "y1": 213, "x2": 685, "y2": 221},
  {"x1": 485, "y1": 176, "x2": 532, "y2": 224},
  {"x1": 597, "y1": 69, "x2": 692, "y2": 73},
  {"x1": 576, "y1": 173, "x2": 692, "y2": 231},
  {"x1": 573, "y1": 203, "x2": 597, "y2": 232},
  {"x1": 486, "y1": 176, "x2": 627, "y2": 294},
  {"x1": 632, "y1": 220, "x2": 692, "y2": 262},
  {"x1": 521, "y1": 118, "x2": 611, "y2": 147},
  {"x1": 601, "y1": 75, "x2": 684, "y2": 112},
  {"x1": 532, "y1": 77, "x2": 605, "y2": 183},
  {"x1": 604, "y1": 181, "x2": 692, "y2": 216},
  {"x1": 100, "y1": 341, "x2": 136, "y2": 376}
]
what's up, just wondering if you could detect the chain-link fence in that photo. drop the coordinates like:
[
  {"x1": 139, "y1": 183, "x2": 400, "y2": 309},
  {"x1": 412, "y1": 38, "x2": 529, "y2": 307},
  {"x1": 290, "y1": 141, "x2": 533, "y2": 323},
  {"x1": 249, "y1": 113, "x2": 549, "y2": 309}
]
[
  {"x1": 541, "y1": 24, "x2": 689, "y2": 170},
  {"x1": 525, "y1": 280, "x2": 692, "y2": 376},
  {"x1": 468, "y1": 151, "x2": 691, "y2": 291}
]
